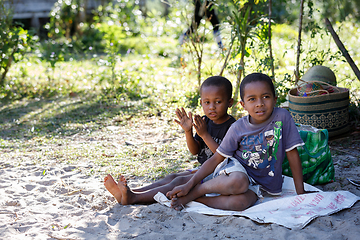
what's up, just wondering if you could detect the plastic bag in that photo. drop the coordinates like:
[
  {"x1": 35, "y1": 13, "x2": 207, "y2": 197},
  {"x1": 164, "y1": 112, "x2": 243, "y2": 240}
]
[{"x1": 282, "y1": 124, "x2": 335, "y2": 185}]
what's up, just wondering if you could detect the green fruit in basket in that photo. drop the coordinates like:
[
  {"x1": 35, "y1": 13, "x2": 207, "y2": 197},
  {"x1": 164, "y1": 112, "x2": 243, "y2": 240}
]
[
  {"x1": 303, "y1": 160, "x2": 310, "y2": 168},
  {"x1": 310, "y1": 157, "x2": 317, "y2": 164}
]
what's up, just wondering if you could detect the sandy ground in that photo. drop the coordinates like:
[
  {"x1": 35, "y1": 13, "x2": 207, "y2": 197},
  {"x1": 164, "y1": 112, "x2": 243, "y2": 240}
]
[
  {"x1": 0, "y1": 151, "x2": 359, "y2": 240},
  {"x1": 1, "y1": 122, "x2": 360, "y2": 240}
]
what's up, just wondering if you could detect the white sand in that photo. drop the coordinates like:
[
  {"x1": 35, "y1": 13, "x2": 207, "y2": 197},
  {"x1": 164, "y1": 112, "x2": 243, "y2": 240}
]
[{"x1": 1, "y1": 154, "x2": 359, "y2": 240}]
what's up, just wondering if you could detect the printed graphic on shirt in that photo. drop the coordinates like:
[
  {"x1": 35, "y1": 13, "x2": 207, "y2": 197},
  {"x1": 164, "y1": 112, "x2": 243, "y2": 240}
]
[
  {"x1": 199, "y1": 137, "x2": 222, "y2": 159},
  {"x1": 241, "y1": 121, "x2": 283, "y2": 177}
]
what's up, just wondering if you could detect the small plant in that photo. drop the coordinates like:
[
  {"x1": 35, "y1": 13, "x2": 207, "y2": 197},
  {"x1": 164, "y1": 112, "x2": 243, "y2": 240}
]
[
  {"x1": 185, "y1": 88, "x2": 201, "y2": 108},
  {"x1": 45, "y1": 0, "x2": 85, "y2": 40},
  {"x1": 0, "y1": 0, "x2": 34, "y2": 86},
  {"x1": 229, "y1": 0, "x2": 263, "y2": 114},
  {"x1": 94, "y1": 0, "x2": 143, "y2": 37},
  {"x1": 274, "y1": 73, "x2": 292, "y2": 106},
  {"x1": 39, "y1": 40, "x2": 67, "y2": 81},
  {"x1": 180, "y1": 2, "x2": 226, "y2": 88},
  {"x1": 105, "y1": 42, "x2": 121, "y2": 83}
]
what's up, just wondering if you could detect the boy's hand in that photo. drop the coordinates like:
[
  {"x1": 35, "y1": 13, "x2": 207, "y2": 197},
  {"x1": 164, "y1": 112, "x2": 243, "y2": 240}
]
[
  {"x1": 302, "y1": 190, "x2": 319, "y2": 194},
  {"x1": 166, "y1": 183, "x2": 190, "y2": 199},
  {"x1": 193, "y1": 114, "x2": 207, "y2": 137},
  {"x1": 174, "y1": 107, "x2": 193, "y2": 132}
]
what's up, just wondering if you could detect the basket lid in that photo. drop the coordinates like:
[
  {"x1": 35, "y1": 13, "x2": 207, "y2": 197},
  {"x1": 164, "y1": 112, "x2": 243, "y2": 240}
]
[{"x1": 301, "y1": 65, "x2": 337, "y2": 86}]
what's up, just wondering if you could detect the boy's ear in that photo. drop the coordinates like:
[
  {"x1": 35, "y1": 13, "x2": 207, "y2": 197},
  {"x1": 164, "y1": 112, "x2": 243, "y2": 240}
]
[
  {"x1": 228, "y1": 98, "x2": 234, "y2": 108},
  {"x1": 239, "y1": 100, "x2": 245, "y2": 109}
]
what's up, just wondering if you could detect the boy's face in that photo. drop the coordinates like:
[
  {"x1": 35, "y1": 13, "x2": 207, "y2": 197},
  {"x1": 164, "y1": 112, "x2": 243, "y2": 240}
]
[
  {"x1": 240, "y1": 81, "x2": 277, "y2": 125},
  {"x1": 200, "y1": 85, "x2": 233, "y2": 124}
]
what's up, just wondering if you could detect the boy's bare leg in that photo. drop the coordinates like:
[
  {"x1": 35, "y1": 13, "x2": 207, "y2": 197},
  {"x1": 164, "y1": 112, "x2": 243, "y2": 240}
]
[
  {"x1": 132, "y1": 171, "x2": 192, "y2": 192},
  {"x1": 169, "y1": 172, "x2": 256, "y2": 211},
  {"x1": 195, "y1": 190, "x2": 258, "y2": 211},
  {"x1": 116, "y1": 174, "x2": 193, "y2": 205},
  {"x1": 104, "y1": 174, "x2": 124, "y2": 203}
]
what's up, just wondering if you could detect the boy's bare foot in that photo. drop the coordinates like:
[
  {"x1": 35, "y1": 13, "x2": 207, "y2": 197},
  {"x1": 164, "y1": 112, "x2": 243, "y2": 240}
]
[
  {"x1": 104, "y1": 174, "x2": 123, "y2": 203},
  {"x1": 117, "y1": 175, "x2": 137, "y2": 205},
  {"x1": 170, "y1": 195, "x2": 190, "y2": 211},
  {"x1": 104, "y1": 174, "x2": 137, "y2": 205}
]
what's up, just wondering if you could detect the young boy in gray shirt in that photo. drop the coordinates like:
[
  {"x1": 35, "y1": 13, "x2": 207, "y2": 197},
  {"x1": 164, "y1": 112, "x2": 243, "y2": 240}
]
[{"x1": 167, "y1": 73, "x2": 308, "y2": 211}]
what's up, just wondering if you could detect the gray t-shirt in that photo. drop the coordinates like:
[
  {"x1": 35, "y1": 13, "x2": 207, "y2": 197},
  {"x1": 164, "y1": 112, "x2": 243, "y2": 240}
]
[{"x1": 217, "y1": 108, "x2": 304, "y2": 194}]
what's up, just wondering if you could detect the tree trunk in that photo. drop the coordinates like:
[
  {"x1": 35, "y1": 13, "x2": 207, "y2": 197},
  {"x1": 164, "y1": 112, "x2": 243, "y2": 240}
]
[
  {"x1": 219, "y1": 36, "x2": 234, "y2": 76},
  {"x1": 295, "y1": 0, "x2": 305, "y2": 82},
  {"x1": 232, "y1": 39, "x2": 247, "y2": 116},
  {"x1": 268, "y1": 0, "x2": 275, "y2": 79},
  {"x1": 325, "y1": 18, "x2": 360, "y2": 81},
  {"x1": 0, "y1": 57, "x2": 12, "y2": 86},
  {"x1": 197, "y1": 54, "x2": 202, "y2": 87}
]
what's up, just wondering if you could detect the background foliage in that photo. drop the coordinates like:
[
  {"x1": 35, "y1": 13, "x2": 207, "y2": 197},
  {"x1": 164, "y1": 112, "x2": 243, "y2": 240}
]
[
  {"x1": 1, "y1": 0, "x2": 360, "y2": 110},
  {"x1": 1, "y1": 0, "x2": 360, "y2": 178}
]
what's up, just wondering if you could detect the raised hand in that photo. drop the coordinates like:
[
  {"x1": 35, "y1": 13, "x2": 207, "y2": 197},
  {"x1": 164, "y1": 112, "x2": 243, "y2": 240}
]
[
  {"x1": 174, "y1": 107, "x2": 193, "y2": 132},
  {"x1": 193, "y1": 114, "x2": 207, "y2": 137}
]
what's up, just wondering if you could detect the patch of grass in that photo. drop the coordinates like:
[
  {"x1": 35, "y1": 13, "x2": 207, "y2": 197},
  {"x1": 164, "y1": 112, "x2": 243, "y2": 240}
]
[
  {"x1": 1, "y1": 20, "x2": 360, "y2": 182},
  {"x1": 0, "y1": 55, "x2": 199, "y2": 179}
]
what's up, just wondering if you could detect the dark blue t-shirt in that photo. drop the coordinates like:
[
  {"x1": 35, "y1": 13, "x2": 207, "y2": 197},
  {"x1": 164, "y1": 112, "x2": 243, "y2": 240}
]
[{"x1": 194, "y1": 115, "x2": 236, "y2": 164}]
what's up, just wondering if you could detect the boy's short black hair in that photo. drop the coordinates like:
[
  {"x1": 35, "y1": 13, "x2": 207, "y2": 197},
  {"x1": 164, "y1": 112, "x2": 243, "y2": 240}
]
[
  {"x1": 240, "y1": 73, "x2": 275, "y2": 101},
  {"x1": 200, "y1": 76, "x2": 233, "y2": 100}
]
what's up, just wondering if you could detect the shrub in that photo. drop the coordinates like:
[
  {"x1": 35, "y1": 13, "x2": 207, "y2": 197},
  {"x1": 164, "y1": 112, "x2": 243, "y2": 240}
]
[{"x1": 0, "y1": 1, "x2": 34, "y2": 86}]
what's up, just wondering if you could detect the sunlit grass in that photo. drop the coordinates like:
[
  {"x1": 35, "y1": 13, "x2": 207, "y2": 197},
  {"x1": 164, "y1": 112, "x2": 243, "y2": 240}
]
[{"x1": 1, "y1": 20, "x2": 360, "y2": 182}]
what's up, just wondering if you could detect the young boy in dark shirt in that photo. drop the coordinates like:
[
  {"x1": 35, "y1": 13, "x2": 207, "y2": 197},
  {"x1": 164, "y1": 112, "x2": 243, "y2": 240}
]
[{"x1": 104, "y1": 76, "x2": 235, "y2": 205}]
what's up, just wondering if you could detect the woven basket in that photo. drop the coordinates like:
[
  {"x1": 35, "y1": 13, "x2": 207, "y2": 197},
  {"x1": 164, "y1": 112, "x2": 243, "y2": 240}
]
[{"x1": 288, "y1": 87, "x2": 350, "y2": 138}]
